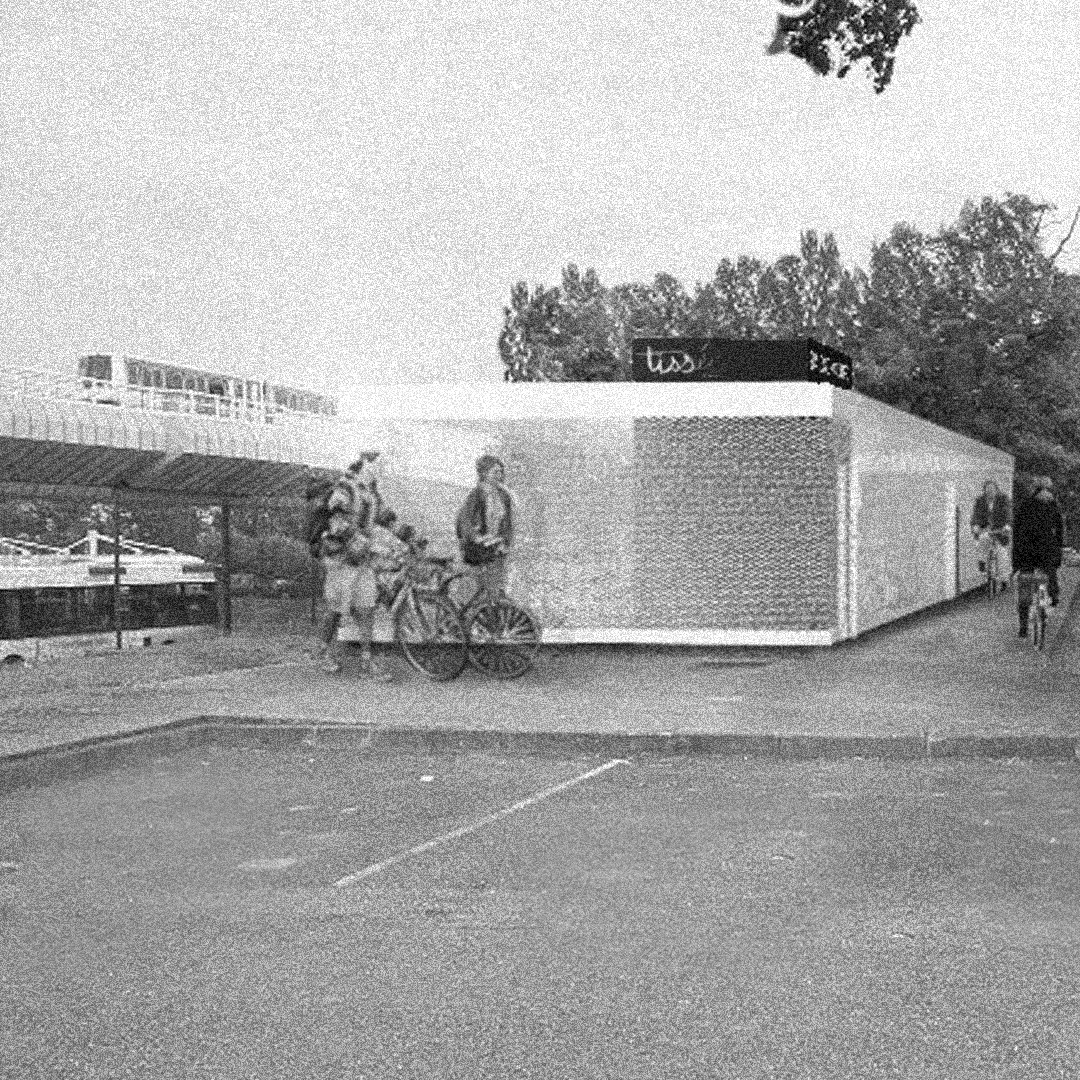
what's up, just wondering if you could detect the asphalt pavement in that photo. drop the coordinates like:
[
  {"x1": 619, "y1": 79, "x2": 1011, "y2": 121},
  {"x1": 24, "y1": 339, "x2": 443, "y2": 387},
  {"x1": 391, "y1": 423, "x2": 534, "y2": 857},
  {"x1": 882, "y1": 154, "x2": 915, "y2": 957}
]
[{"x1": 2, "y1": 741, "x2": 1078, "y2": 1079}]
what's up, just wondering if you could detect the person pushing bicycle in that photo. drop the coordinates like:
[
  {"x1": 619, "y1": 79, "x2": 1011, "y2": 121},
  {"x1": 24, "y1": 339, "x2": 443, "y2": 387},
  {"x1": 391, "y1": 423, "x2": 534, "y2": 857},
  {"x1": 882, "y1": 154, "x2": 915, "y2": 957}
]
[
  {"x1": 971, "y1": 479, "x2": 1012, "y2": 591},
  {"x1": 455, "y1": 454, "x2": 515, "y2": 603}
]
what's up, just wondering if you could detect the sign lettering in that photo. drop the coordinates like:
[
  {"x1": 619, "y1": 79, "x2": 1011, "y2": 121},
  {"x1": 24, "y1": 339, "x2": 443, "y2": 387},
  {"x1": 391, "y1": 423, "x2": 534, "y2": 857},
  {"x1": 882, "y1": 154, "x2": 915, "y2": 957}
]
[{"x1": 644, "y1": 346, "x2": 712, "y2": 376}]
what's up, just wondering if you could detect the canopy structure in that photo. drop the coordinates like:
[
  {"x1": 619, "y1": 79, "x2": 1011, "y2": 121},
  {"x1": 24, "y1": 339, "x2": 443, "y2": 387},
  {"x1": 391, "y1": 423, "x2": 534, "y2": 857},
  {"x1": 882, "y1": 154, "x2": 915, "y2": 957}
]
[
  {"x1": 0, "y1": 367, "x2": 361, "y2": 637},
  {"x1": 0, "y1": 369, "x2": 353, "y2": 504}
]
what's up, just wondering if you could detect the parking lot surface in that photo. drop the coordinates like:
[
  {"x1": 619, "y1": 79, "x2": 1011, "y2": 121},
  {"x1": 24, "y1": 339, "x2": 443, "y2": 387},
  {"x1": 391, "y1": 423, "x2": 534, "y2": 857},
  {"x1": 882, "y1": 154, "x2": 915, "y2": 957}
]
[{"x1": 3, "y1": 743, "x2": 1078, "y2": 1079}]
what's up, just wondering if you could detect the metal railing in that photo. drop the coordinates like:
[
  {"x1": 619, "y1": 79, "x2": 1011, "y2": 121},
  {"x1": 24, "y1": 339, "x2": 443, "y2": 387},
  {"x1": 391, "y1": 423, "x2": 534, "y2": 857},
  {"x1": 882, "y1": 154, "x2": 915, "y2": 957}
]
[{"x1": 0, "y1": 366, "x2": 341, "y2": 429}]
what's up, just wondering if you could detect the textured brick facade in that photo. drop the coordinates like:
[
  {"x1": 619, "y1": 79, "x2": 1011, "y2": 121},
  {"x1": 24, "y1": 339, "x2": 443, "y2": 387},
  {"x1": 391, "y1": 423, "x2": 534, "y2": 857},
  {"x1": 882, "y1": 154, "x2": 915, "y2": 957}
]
[
  {"x1": 373, "y1": 412, "x2": 837, "y2": 637},
  {"x1": 631, "y1": 417, "x2": 836, "y2": 630}
]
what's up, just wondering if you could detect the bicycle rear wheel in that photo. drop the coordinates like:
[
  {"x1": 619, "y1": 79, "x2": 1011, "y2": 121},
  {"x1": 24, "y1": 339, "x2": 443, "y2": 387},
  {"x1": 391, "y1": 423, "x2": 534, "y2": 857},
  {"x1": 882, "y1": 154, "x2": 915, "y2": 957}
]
[
  {"x1": 1033, "y1": 596, "x2": 1047, "y2": 651},
  {"x1": 466, "y1": 598, "x2": 541, "y2": 679},
  {"x1": 1029, "y1": 594, "x2": 1042, "y2": 650},
  {"x1": 394, "y1": 589, "x2": 468, "y2": 681}
]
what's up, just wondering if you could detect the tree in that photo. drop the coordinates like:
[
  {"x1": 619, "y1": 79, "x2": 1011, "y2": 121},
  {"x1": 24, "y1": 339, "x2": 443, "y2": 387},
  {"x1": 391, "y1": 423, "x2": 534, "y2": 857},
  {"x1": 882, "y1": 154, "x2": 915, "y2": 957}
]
[
  {"x1": 500, "y1": 232, "x2": 864, "y2": 383},
  {"x1": 554, "y1": 266, "x2": 627, "y2": 381},
  {"x1": 857, "y1": 195, "x2": 1080, "y2": 516},
  {"x1": 498, "y1": 281, "x2": 569, "y2": 381},
  {"x1": 766, "y1": 0, "x2": 921, "y2": 94},
  {"x1": 758, "y1": 231, "x2": 865, "y2": 345}
]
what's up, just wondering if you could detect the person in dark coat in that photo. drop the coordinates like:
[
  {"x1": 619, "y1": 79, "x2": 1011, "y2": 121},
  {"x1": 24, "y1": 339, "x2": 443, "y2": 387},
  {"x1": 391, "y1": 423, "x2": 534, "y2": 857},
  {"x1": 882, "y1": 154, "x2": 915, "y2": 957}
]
[
  {"x1": 1013, "y1": 475, "x2": 1065, "y2": 636},
  {"x1": 455, "y1": 454, "x2": 515, "y2": 601}
]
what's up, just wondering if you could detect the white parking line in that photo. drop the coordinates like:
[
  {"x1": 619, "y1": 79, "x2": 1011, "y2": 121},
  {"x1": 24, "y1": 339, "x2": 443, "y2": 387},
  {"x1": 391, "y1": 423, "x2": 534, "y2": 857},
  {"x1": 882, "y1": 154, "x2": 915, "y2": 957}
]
[{"x1": 333, "y1": 758, "x2": 630, "y2": 888}]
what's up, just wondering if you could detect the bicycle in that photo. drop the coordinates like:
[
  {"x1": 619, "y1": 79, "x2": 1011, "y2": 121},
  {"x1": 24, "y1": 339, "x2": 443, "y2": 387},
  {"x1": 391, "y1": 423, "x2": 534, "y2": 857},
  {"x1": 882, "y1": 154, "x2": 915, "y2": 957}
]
[
  {"x1": 420, "y1": 552, "x2": 542, "y2": 679},
  {"x1": 370, "y1": 542, "x2": 470, "y2": 681},
  {"x1": 1017, "y1": 571, "x2": 1051, "y2": 651},
  {"x1": 977, "y1": 527, "x2": 1010, "y2": 598}
]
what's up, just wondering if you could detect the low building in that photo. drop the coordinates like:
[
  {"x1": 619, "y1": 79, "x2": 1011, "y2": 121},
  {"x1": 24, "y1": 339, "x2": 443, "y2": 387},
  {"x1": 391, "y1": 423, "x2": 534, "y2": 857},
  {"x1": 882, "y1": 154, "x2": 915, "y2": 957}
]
[{"x1": 345, "y1": 340, "x2": 1012, "y2": 646}]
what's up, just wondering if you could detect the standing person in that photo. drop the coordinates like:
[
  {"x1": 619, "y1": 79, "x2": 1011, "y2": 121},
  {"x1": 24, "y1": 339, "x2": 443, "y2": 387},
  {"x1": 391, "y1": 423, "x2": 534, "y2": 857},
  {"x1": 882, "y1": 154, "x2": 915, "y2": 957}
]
[
  {"x1": 315, "y1": 452, "x2": 400, "y2": 679},
  {"x1": 971, "y1": 479, "x2": 1012, "y2": 590},
  {"x1": 455, "y1": 454, "x2": 515, "y2": 602},
  {"x1": 1013, "y1": 475, "x2": 1065, "y2": 637}
]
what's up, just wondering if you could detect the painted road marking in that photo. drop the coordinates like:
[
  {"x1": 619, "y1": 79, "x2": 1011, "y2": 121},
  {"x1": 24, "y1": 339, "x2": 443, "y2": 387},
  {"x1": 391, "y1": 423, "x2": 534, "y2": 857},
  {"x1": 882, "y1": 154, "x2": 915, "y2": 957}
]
[
  {"x1": 238, "y1": 857, "x2": 299, "y2": 872},
  {"x1": 333, "y1": 758, "x2": 630, "y2": 888}
]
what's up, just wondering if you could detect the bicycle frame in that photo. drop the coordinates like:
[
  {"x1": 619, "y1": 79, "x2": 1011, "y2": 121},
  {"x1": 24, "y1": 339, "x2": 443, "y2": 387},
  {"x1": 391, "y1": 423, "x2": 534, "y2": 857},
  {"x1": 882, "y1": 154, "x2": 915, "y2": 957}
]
[
  {"x1": 978, "y1": 527, "x2": 1009, "y2": 597},
  {"x1": 374, "y1": 557, "x2": 438, "y2": 622}
]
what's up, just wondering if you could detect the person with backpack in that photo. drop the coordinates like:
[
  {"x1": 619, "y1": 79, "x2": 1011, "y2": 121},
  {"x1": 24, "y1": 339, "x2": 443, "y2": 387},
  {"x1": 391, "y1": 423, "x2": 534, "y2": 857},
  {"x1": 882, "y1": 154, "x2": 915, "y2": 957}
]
[
  {"x1": 455, "y1": 454, "x2": 515, "y2": 603},
  {"x1": 312, "y1": 452, "x2": 411, "y2": 678}
]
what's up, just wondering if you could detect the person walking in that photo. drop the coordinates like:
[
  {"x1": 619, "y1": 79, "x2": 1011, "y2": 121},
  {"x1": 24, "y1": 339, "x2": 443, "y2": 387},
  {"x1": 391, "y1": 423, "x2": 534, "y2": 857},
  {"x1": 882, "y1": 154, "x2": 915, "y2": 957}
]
[
  {"x1": 455, "y1": 454, "x2": 515, "y2": 602},
  {"x1": 1012, "y1": 475, "x2": 1065, "y2": 637}
]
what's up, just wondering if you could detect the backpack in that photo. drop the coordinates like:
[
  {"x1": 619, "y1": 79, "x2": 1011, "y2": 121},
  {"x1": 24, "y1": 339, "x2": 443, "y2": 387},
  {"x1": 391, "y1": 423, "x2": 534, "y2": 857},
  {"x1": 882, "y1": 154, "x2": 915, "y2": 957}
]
[{"x1": 303, "y1": 480, "x2": 337, "y2": 557}]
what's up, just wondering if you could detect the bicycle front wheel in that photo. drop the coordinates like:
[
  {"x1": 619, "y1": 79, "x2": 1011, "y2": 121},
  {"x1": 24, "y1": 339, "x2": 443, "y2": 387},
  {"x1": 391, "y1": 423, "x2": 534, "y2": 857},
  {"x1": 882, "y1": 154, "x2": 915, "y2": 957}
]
[
  {"x1": 467, "y1": 598, "x2": 541, "y2": 679},
  {"x1": 393, "y1": 589, "x2": 468, "y2": 681}
]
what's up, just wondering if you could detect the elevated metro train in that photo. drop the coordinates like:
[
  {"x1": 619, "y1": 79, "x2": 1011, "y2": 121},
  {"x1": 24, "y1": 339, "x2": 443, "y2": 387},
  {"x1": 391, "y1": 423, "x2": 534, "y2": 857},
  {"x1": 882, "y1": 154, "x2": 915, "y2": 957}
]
[{"x1": 76, "y1": 354, "x2": 338, "y2": 423}]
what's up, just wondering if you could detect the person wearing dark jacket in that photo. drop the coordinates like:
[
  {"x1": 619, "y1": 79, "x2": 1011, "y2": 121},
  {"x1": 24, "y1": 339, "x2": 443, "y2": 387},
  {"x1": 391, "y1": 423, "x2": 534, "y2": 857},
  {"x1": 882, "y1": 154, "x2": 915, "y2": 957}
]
[
  {"x1": 1013, "y1": 475, "x2": 1065, "y2": 636},
  {"x1": 456, "y1": 454, "x2": 515, "y2": 601}
]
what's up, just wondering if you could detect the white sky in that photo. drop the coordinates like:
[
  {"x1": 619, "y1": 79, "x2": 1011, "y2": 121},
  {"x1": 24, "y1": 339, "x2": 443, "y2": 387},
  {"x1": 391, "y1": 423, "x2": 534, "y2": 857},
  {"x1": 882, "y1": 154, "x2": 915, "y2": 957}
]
[{"x1": 2, "y1": 0, "x2": 1078, "y2": 417}]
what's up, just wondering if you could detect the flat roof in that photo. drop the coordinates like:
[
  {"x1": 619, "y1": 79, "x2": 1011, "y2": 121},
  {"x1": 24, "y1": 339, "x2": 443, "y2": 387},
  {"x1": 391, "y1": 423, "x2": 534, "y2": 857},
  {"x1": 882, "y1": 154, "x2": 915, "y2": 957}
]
[{"x1": 351, "y1": 381, "x2": 836, "y2": 420}]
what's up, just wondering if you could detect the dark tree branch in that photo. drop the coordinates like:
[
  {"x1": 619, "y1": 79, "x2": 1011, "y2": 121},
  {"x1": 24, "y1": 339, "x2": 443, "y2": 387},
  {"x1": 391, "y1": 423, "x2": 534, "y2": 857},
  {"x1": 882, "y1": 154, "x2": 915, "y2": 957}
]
[{"x1": 1048, "y1": 206, "x2": 1080, "y2": 266}]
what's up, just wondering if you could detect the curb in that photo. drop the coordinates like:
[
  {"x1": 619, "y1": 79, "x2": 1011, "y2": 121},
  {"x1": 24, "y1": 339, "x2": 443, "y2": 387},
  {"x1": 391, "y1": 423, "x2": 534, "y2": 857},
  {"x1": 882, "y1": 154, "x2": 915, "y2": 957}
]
[{"x1": 1, "y1": 717, "x2": 1077, "y2": 794}]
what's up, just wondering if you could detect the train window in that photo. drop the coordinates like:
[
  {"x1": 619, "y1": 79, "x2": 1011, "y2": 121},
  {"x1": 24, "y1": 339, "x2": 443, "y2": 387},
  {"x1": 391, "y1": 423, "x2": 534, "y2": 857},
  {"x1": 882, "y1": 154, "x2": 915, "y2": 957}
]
[
  {"x1": 165, "y1": 369, "x2": 183, "y2": 390},
  {"x1": 151, "y1": 368, "x2": 164, "y2": 388},
  {"x1": 79, "y1": 355, "x2": 113, "y2": 381},
  {"x1": 196, "y1": 377, "x2": 207, "y2": 393},
  {"x1": 141, "y1": 367, "x2": 154, "y2": 387},
  {"x1": 183, "y1": 376, "x2": 195, "y2": 391},
  {"x1": 209, "y1": 379, "x2": 225, "y2": 396},
  {"x1": 127, "y1": 362, "x2": 141, "y2": 386}
]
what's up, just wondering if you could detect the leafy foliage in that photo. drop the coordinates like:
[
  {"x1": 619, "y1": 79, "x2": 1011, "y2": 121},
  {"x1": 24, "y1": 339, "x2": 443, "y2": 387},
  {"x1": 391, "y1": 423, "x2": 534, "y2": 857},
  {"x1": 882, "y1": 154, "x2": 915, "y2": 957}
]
[
  {"x1": 856, "y1": 194, "x2": 1080, "y2": 517},
  {"x1": 769, "y1": 0, "x2": 922, "y2": 93},
  {"x1": 499, "y1": 231, "x2": 864, "y2": 381}
]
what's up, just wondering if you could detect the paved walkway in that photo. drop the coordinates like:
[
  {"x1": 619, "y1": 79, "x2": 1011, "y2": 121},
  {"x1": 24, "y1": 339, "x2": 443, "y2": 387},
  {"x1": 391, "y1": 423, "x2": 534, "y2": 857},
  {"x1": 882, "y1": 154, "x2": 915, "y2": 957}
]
[{"x1": 2, "y1": 568, "x2": 1079, "y2": 759}]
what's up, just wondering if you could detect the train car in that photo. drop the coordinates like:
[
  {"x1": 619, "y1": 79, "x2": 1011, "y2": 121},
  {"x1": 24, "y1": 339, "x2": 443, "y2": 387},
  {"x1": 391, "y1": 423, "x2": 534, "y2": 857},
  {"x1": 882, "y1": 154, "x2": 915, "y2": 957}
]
[
  {"x1": 76, "y1": 354, "x2": 338, "y2": 422},
  {"x1": 0, "y1": 530, "x2": 219, "y2": 664}
]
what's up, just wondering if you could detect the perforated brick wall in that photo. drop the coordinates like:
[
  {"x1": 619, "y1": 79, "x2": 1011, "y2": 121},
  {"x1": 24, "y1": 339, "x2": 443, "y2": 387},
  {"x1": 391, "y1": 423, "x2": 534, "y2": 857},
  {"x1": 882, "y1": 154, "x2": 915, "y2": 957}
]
[
  {"x1": 631, "y1": 417, "x2": 837, "y2": 630},
  {"x1": 376, "y1": 414, "x2": 837, "y2": 634}
]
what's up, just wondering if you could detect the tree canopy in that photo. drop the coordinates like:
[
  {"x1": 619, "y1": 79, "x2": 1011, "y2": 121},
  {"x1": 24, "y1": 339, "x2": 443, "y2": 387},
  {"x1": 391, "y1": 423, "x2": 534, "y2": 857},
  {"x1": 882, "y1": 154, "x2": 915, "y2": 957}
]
[{"x1": 499, "y1": 194, "x2": 1080, "y2": 525}]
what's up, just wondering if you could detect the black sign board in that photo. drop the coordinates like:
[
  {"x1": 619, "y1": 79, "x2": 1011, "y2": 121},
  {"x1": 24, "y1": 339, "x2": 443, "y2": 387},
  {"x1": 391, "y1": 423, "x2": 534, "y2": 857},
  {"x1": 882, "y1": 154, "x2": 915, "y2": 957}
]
[{"x1": 630, "y1": 337, "x2": 854, "y2": 389}]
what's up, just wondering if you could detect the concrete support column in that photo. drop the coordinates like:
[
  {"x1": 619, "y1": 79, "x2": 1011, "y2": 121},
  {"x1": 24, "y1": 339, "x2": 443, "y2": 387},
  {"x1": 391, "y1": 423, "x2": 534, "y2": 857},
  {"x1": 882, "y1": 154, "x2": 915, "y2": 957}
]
[
  {"x1": 220, "y1": 501, "x2": 232, "y2": 635},
  {"x1": 113, "y1": 487, "x2": 122, "y2": 650}
]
